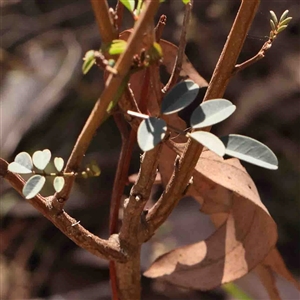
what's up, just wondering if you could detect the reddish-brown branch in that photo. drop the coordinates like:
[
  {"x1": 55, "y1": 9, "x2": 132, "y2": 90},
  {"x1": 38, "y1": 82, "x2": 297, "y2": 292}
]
[
  {"x1": 55, "y1": 0, "x2": 161, "y2": 205},
  {"x1": 0, "y1": 158, "x2": 126, "y2": 262},
  {"x1": 145, "y1": 0, "x2": 261, "y2": 237},
  {"x1": 232, "y1": 39, "x2": 273, "y2": 76},
  {"x1": 110, "y1": 122, "x2": 136, "y2": 235},
  {"x1": 90, "y1": 0, "x2": 117, "y2": 43},
  {"x1": 155, "y1": 15, "x2": 167, "y2": 42},
  {"x1": 163, "y1": 1, "x2": 192, "y2": 93},
  {"x1": 115, "y1": 1, "x2": 125, "y2": 32}
]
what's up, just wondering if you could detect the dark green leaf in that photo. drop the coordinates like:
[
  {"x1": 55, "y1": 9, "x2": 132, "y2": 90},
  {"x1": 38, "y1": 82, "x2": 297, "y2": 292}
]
[
  {"x1": 220, "y1": 134, "x2": 278, "y2": 170},
  {"x1": 137, "y1": 117, "x2": 167, "y2": 152},
  {"x1": 190, "y1": 99, "x2": 236, "y2": 129},
  {"x1": 189, "y1": 131, "x2": 225, "y2": 157},
  {"x1": 161, "y1": 80, "x2": 199, "y2": 115},
  {"x1": 22, "y1": 175, "x2": 46, "y2": 199}
]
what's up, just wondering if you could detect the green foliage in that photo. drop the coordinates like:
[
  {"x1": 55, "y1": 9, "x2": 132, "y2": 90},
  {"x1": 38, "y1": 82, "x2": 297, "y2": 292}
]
[
  {"x1": 82, "y1": 50, "x2": 96, "y2": 74},
  {"x1": 137, "y1": 117, "x2": 167, "y2": 152},
  {"x1": 23, "y1": 175, "x2": 46, "y2": 199},
  {"x1": 190, "y1": 99, "x2": 236, "y2": 129},
  {"x1": 134, "y1": 79, "x2": 278, "y2": 170},
  {"x1": 269, "y1": 10, "x2": 292, "y2": 39},
  {"x1": 120, "y1": 0, "x2": 135, "y2": 12},
  {"x1": 54, "y1": 157, "x2": 64, "y2": 172},
  {"x1": 32, "y1": 149, "x2": 51, "y2": 170},
  {"x1": 161, "y1": 80, "x2": 199, "y2": 115},
  {"x1": 8, "y1": 149, "x2": 101, "y2": 199},
  {"x1": 53, "y1": 176, "x2": 65, "y2": 193},
  {"x1": 147, "y1": 42, "x2": 163, "y2": 64},
  {"x1": 220, "y1": 134, "x2": 278, "y2": 170},
  {"x1": 102, "y1": 40, "x2": 127, "y2": 56},
  {"x1": 8, "y1": 152, "x2": 33, "y2": 174},
  {"x1": 182, "y1": 0, "x2": 190, "y2": 4},
  {"x1": 188, "y1": 131, "x2": 225, "y2": 157}
]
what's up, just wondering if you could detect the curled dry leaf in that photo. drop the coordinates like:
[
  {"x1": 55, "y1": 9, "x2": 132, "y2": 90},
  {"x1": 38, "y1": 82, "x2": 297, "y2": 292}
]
[
  {"x1": 146, "y1": 144, "x2": 278, "y2": 290},
  {"x1": 254, "y1": 248, "x2": 300, "y2": 299}
]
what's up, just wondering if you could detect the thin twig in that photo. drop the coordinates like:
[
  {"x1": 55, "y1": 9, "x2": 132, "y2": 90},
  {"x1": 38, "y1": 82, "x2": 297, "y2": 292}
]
[
  {"x1": 144, "y1": 0, "x2": 260, "y2": 237},
  {"x1": 0, "y1": 158, "x2": 126, "y2": 262},
  {"x1": 118, "y1": 87, "x2": 141, "y2": 130},
  {"x1": 115, "y1": 1, "x2": 124, "y2": 32},
  {"x1": 232, "y1": 39, "x2": 273, "y2": 76},
  {"x1": 55, "y1": 0, "x2": 161, "y2": 205},
  {"x1": 110, "y1": 119, "x2": 135, "y2": 235},
  {"x1": 163, "y1": 1, "x2": 192, "y2": 93},
  {"x1": 155, "y1": 15, "x2": 167, "y2": 42},
  {"x1": 90, "y1": 0, "x2": 117, "y2": 43}
]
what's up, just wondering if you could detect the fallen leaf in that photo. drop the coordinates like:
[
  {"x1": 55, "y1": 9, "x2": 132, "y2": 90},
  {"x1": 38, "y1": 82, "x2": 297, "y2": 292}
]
[
  {"x1": 254, "y1": 248, "x2": 300, "y2": 299},
  {"x1": 145, "y1": 144, "x2": 278, "y2": 290}
]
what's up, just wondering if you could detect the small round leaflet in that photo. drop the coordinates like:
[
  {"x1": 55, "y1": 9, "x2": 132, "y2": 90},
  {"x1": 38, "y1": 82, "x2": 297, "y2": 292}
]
[
  {"x1": 53, "y1": 176, "x2": 65, "y2": 193},
  {"x1": 137, "y1": 117, "x2": 167, "y2": 152},
  {"x1": 8, "y1": 152, "x2": 33, "y2": 174},
  {"x1": 32, "y1": 149, "x2": 51, "y2": 170},
  {"x1": 54, "y1": 157, "x2": 64, "y2": 172},
  {"x1": 22, "y1": 175, "x2": 46, "y2": 199},
  {"x1": 189, "y1": 131, "x2": 225, "y2": 157},
  {"x1": 161, "y1": 80, "x2": 199, "y2": 115},
  {"x1": 190, "y1": 99, "x2": 236, "y2": 129},
  {"x1": 220, "y1": 134, "x2": 278, "y2": 170}
]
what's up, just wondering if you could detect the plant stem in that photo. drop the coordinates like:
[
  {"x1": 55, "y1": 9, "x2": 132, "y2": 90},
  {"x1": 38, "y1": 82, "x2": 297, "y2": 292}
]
[
  {"x1": 115, "y1": 1, "x2": 124, "y2": 31},
  {"x1": 145, "y1": 0, "x2": 260, "y2": 236},
  {"x1": 163, "y1": 0, "x2": 192, "y2": 93},
  {"x1": 232, "y1": 39, "x2": 273, "y2": 76},
  {"x1": 90, "y1": 0, "x2": 117, "y2": 43},
  {"x1": 115, "y1": 247, "x2": 141, "y2": 300},
  {"x1": 0, "y1": 158, "x2": 126, "y2": 262},
  {"x1": 55, "y1": 0, "x2": 161, "y2": 205}
]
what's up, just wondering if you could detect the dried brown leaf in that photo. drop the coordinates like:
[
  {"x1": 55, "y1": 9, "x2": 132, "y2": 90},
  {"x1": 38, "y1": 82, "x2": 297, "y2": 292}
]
[
  {"x1": 254, "y1": 248, "x2": 300, "y2": 299},
  {"x1": 145, "y1": 144, "x2": 278, "y2": 290}
]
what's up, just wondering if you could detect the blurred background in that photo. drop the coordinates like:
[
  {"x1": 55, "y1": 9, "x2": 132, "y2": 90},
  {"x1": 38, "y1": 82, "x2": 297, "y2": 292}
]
[{"x1": 1, "y1": 0, "x2": 299, "y2": 299}]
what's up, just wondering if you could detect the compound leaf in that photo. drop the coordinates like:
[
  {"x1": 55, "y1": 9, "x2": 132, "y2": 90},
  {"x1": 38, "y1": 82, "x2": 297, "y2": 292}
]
[
  {"x1": 32, "y1": 149, "x2": 51, "y2": 170},
  {"x1": 137, "y1": 117, "x2": 167, "y2": 152},
  {"x1": 189, "y1": 131, "x2": 225, "y2": 157},
  {"x1": 8, "y1": 152, "x2": 33, "y2": 174},
  {"x1": 161, "y1": 80, "x2": 199, "y2": 115},
  {"x1": 22, "y1": 175, "x2": 46, "y2": 199},
  {"x1": 221, "y1": 134, "x2": 278, "y2": 170},
  {"x1": 53, "y1": 176, "x2": 65, "y2": 193},
  {"x1": 190, "y1": 99, "x2": 236, "y2": 129}
]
